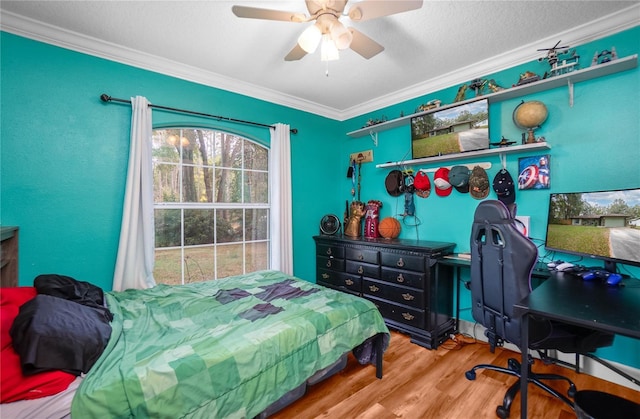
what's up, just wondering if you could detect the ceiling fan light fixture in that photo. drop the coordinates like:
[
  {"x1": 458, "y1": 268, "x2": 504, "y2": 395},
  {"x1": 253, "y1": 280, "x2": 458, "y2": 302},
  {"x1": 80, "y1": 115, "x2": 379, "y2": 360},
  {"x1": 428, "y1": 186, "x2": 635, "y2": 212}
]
[
  {"x1": 320, "y1": 34, "x2": 339, "y2": 61},
  {"x1": 329, "y1": 20, "x2": 353, "y2": 50},
  {"x1": 298, "y1": 24, "x2": 322, "y2": 53}
]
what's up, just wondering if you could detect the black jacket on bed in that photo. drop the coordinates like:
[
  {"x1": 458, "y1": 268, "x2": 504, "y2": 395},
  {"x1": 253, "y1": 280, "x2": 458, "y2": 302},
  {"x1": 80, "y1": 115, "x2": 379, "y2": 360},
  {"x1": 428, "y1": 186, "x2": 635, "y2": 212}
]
[{"x1": 10, "y1": 275, "x2": 113, "y2": 376}]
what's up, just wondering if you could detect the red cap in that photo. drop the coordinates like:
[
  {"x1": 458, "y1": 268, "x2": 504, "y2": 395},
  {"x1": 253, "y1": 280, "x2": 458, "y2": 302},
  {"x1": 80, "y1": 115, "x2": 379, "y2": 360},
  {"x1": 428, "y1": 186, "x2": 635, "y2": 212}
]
[
  {"x1": 434, "y1": 167, "x2": 452, "y2": 197},
  {"x1": 414, "y1": 171, "x2": 431, "y2": 198}
]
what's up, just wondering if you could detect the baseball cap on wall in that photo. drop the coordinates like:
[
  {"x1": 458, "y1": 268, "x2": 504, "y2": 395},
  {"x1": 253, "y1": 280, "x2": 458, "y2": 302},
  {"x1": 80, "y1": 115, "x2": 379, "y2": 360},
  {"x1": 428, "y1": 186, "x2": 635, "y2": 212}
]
[
  {"x1": 385, "y1": 170, "x2": 404, "y2": 197},
  {"x1": 448, "y1": 165, "x2": 470, "y2": 193},
  {"x1": 468, "y1": 166, "x2": 490, "y2": 200},
  {"x1": 493, "y1": 169, "x2": 516, "y2": 205},
  {"x1": 414, "y1": 171, "x2": 431, "y2": 198},
  {"x1": 433, "y1": 167, "x2": 452, "y2": 197}
]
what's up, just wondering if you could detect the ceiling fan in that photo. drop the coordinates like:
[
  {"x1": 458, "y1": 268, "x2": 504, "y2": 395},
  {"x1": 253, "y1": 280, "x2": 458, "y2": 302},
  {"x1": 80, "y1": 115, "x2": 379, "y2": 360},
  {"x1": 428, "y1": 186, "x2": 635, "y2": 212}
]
[{"x1": 232, "y1": 0, "x2": 423, "y2": 61}]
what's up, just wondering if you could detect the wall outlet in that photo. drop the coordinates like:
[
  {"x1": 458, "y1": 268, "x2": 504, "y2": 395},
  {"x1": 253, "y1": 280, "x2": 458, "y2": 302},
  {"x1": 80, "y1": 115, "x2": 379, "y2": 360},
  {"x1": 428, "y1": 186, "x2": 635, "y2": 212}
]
[{"x1": 350, "y1": 149, "x2": 373, "y2": 163}]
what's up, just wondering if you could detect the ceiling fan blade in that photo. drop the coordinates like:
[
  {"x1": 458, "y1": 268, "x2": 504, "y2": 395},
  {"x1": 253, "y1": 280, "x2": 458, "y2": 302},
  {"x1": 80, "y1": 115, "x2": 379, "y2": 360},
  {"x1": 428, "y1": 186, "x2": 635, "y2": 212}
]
[
  {"x1": 285, "y1": 44, "x2": 308, "y2": 61},
  {"x1": 348, "y1": 0, "x2": 423, "y2": 21},
  {"x1": 232, "y1": 5, "x2": 307, "y2": 22},
  {"x1": 348, "y1": 28, "x2": 384, "y2": 59}
]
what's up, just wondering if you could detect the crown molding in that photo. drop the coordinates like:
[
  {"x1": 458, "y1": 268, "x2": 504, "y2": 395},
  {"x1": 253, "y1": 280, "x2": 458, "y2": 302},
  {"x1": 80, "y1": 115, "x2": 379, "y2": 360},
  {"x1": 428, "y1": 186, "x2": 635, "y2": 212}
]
[
  {"x1": 0, "y1": 10, "x2": 343, "y2": 120},
  {"x1": 1, "y1": 4, "x2": 638, "y2": 122}
]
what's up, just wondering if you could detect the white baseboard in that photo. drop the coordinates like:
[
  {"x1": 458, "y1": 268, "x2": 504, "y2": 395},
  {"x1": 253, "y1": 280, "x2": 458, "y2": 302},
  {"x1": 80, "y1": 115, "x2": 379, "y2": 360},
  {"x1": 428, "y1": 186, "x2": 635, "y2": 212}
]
[{"x1": 457, "y1": 319, "x2": 640, "y2": 391}]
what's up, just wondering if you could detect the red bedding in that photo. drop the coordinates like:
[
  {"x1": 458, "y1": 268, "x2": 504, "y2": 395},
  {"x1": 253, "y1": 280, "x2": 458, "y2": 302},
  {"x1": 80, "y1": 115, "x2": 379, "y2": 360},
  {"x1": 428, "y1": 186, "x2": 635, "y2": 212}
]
[{"x1": 1, "y1": 287, "x2": 76, "y2": 403}]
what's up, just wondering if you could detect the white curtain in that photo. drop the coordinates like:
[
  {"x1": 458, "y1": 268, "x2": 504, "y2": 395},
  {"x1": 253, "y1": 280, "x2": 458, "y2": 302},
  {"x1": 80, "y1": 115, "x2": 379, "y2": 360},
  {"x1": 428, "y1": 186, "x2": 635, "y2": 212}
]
[
  {"x1": 269, "y1": 123, "x2": 293, "y2": 274},
  {"x1": 112, "y1": 96, "x2": 156, "y2": 291}
]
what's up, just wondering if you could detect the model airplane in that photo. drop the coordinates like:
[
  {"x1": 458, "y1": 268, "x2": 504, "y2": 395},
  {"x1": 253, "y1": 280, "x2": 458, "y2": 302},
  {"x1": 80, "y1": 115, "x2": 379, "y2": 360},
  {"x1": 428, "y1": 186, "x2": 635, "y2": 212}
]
[{"x1": 490, "y1": 137, "x2": 516, "y2": 147}]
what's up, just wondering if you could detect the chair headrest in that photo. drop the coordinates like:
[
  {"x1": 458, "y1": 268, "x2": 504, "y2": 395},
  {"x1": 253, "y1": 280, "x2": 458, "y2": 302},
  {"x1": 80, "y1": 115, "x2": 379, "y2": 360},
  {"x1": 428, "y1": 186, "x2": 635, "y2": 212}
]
[{"x1": 473, "y1": 200, "x2": 513, "y2": 224}]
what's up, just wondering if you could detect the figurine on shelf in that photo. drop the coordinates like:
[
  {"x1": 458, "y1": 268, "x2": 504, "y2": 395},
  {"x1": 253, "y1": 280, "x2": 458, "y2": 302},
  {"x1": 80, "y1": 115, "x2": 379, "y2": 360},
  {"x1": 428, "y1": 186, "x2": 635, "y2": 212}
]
[
  {"x1": 362, "y1": 115, "x2": 388, "y2": 128},
  {"x1": 454, "y1": 84, "x2": 468, "y2": 102},
  {"x1": 591, "y1": 47, "x2": 618, "y2": 66},
  {"x1": 513, "y1": 71, "x2": 541, "y2": 87},
  {"x1": 415, "y1": 99, "x2": 441, "y2": 113},
  {"x1": 469, "y1": 78, "x2": 487, "y2": 96},
  {"x1": 487, "y1": 79, "x2": 505, "y2": 93}
]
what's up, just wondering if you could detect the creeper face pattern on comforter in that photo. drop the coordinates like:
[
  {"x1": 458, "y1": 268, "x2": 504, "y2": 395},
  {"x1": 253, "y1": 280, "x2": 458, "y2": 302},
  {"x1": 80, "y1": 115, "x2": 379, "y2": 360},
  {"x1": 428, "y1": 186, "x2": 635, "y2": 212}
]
[{"x1": 71, "y1": 270, "x2": 389, "y2": 418}]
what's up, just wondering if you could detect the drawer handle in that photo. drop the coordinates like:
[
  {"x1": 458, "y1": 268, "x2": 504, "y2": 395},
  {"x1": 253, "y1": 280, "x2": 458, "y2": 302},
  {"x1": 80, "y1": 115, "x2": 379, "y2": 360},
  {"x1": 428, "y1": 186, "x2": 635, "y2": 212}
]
[
  {"x1": 396, "y1": 273, "x2": 405, "y2": 283},
  {"x1": 402, "y1": 312, "x2": 415, "y2": 321},
  {"x1": 322, "y1": 273, "x2": 329, "y2": 279},
  {"x1": 369, "y1": 285, "x2": 379, "y2": 292},
  {"x1": 396, "y1": 258, "x2": 405, "y2": 268},
  {"x1": 326, "y1": 248, "x2": 332, "y2": 255},
  {"x1": 345, "y1": 279, "x2": 354, "y2": 286},
  {"x1": 326, "y1": 260, "x2": 332, "y2": 268},
  {"x1": 402, "y1": 293, "x2": 415, "y2": 301},
  {"x1": 358, "y1": 254, "x2": 364, "y2": 260},
  {"x1": 357, "y1": 266, "x2": 364, "y2": 274}
]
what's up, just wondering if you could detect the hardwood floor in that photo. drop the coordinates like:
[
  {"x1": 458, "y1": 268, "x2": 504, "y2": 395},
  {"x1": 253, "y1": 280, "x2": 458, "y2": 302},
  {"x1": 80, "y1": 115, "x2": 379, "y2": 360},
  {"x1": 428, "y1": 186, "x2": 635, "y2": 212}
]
[{"x1": 272, "y1": 331, "x2": 640, "y2": 419}]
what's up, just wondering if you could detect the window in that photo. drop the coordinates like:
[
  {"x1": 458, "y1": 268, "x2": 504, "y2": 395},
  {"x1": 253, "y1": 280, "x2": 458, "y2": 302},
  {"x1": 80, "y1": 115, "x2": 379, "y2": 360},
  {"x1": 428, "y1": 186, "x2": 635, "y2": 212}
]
[{"x1": 152, "y1": 128, "x2": 269, "y2": 285}]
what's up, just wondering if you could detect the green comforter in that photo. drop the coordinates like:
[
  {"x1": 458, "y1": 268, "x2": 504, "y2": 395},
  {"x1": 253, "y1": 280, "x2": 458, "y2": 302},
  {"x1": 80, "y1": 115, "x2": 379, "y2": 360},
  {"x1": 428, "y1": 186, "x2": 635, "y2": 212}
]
[{"x1": 71, "y1": 270, "x2": 389, "y2": 418}]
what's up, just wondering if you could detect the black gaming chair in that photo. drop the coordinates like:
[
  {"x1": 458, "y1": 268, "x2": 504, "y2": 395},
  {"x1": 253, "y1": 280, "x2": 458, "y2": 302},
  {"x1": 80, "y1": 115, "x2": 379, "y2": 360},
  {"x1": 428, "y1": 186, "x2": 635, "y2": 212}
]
[{"x1": 464, "y1": 200, "x2": 614, "y2": 418}]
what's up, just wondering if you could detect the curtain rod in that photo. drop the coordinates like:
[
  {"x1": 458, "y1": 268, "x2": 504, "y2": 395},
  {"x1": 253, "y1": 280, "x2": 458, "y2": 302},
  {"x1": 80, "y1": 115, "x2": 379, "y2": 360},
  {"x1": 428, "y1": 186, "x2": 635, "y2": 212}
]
[{"x1": 100, "y1": 94, "x2": 298, "y2": 134}]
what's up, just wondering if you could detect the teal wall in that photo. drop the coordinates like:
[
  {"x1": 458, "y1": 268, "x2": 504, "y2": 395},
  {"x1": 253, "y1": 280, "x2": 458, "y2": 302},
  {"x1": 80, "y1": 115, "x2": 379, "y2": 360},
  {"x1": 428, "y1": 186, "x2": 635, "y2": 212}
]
[
  {"x1": 0, "y1": 32, "x2": 344, "y2": 290},
  {"x1": 1, "y1": 27, "x2": 639, "y2": 367}
]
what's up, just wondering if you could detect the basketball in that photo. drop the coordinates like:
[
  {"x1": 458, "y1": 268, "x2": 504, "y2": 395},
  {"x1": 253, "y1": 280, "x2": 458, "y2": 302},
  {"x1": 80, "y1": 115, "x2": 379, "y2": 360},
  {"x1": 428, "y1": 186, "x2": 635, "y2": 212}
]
[{"x1": 378, "y1": 217, "x2": 401, "y2": 239}]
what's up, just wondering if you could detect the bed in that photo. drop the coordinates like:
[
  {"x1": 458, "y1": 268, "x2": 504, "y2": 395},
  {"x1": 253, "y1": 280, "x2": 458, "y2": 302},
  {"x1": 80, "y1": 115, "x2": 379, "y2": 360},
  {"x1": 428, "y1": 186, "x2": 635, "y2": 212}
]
[{"x1": 1, "y1": 270, "x2": 390, "y2": 418}]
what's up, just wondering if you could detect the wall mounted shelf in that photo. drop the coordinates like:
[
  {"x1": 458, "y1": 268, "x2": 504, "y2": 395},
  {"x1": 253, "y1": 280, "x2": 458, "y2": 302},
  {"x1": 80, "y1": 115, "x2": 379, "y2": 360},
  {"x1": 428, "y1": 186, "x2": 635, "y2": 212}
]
[
  {"x1": 376, "y1": 142, "x2": 551, "y2": 169},
  {"x1": 348, "y1": 54, "x2": 637, "y2": 139}
]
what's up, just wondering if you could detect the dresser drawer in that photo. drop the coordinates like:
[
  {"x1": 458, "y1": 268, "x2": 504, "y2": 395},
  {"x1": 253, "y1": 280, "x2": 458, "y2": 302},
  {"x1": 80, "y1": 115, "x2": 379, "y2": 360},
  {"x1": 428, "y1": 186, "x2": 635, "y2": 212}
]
[
  {"x1": 380, "y1": 252, "x2": 426, "y2": 272},
  {"x1": 366, "y1": 296, "x2": 425, "y2": 330},
  {"x1": 317, "y1": 243, "x2": 345, "y2": 259},
  {"x1": 380, "y1": 267, "x2": 425, "y2": 289},
  {"x1": 346, "y1": 260, "x2": 379, "y2": 278},
  {"x1": 363, "y1": 278, "x2": 424, "y2": 309},
  {"x1": 317, "y1": 269, "x2": 361, "y2": 294},
  {"x1": 345, "y1": 247, "x2": 379, "y2": 264},
  {"x1": 316, "y1": 255, "x2": 345, "y2": 271}
]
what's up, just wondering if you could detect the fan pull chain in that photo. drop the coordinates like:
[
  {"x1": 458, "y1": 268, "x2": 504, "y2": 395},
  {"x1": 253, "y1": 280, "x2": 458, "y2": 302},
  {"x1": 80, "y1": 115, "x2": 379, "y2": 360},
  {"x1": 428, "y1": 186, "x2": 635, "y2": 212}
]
[{"x1": 325, "y1": 60, "x2": 330, "y2": 77}]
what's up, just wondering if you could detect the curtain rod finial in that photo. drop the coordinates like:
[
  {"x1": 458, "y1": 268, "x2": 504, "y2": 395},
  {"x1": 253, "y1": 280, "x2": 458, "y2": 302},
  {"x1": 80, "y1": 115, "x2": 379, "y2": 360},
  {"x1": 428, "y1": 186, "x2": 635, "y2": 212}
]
[
  {"x1": 100, "y1": 94, "x2": 111, "y2": 102},
  {"x1": 291, "y1": 128, "x2": 298, "y2": 135}
]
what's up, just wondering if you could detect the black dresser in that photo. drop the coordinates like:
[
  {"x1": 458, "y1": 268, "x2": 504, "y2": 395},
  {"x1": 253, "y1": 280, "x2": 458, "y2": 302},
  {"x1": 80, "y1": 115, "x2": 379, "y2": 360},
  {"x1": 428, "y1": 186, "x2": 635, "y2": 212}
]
[{"x1": 313, "y1": 235, "x2": 456, "y2": 349}]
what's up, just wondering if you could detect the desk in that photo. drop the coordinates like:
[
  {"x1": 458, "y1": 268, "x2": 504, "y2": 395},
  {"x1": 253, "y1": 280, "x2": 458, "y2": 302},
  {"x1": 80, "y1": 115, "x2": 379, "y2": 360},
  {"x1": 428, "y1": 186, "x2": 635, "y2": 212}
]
[
  {"x1": 515, "y1": 273, "x2": 640, "y2": 419},
  {"x1": 437, "y1": 254, "x2": 550, "y2": 333}
]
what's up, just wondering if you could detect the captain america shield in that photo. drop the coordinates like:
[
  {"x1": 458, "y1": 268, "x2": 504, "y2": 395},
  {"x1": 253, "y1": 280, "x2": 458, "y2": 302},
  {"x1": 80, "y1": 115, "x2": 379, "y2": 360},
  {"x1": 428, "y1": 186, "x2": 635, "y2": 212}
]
[{"x1": 518, "y1": 165, "x2": 539, "y2": 189}]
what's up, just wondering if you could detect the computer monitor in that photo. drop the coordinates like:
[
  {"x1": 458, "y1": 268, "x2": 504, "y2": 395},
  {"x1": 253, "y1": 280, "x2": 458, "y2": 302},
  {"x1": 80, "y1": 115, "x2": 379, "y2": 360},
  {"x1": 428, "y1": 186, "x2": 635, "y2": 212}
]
[{"x1": 544, "y1": 187, "x2": 640, "y2": 273}]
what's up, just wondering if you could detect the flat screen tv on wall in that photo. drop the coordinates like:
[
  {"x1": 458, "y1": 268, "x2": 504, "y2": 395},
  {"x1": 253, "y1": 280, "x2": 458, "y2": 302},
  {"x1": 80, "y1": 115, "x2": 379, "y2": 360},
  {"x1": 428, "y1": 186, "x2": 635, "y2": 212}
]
[{"x1": 411, "y1": 98, "x2": 489, "y2": 160}]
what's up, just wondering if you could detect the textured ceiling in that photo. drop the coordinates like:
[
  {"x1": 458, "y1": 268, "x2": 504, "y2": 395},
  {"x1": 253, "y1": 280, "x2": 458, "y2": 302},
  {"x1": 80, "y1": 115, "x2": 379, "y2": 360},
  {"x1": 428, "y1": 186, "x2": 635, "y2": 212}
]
[{"x1": 1, "y1": 1, "x2": 638, "y2": 119}]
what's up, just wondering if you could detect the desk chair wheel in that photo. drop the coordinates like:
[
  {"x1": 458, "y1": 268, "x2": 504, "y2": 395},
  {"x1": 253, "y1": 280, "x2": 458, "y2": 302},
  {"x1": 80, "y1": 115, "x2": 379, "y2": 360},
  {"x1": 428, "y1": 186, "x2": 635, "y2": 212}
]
[{"x1": 496, "y1": 405, "x2": 509, "y2": 419}]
